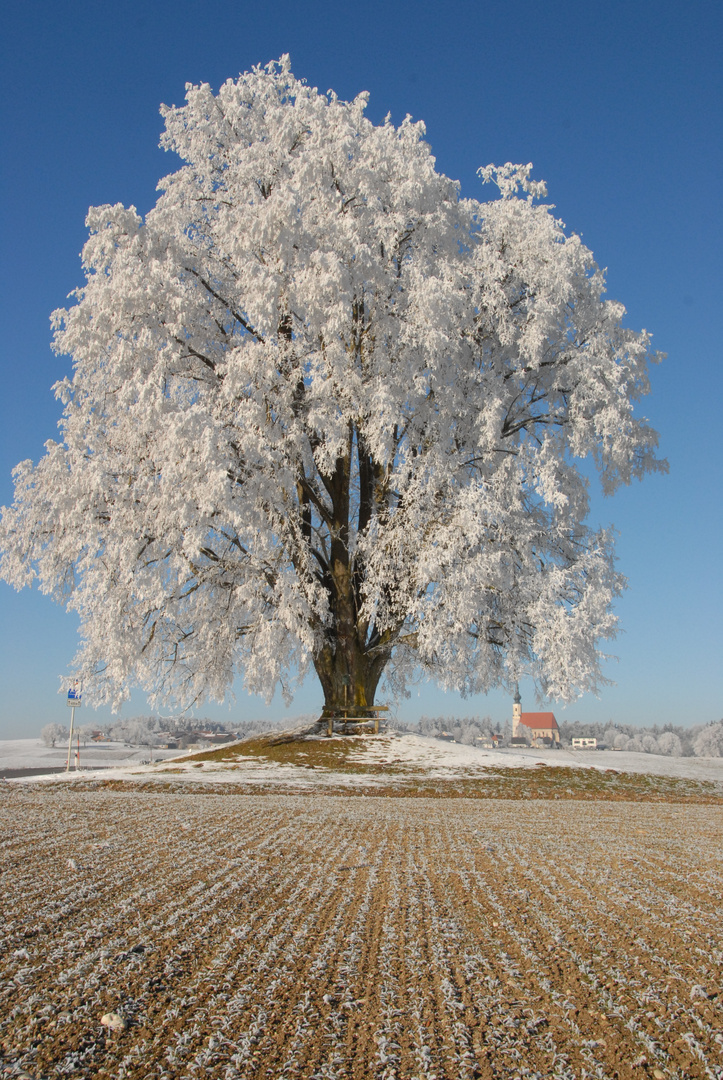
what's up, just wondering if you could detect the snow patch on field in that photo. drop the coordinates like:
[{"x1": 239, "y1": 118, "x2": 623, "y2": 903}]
[{"x1": 534, "y1": 743, "x2": 723, "y2": 781}]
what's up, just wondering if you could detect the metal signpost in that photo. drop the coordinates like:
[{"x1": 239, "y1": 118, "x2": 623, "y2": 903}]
[{"x1": 65, "y1": 681, "x2": 82, "y2": 772}]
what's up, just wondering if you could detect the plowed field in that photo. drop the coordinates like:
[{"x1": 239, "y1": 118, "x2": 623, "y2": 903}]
[{"x1": 1, "y1": 788, "x2": 721, "y2": 1080}]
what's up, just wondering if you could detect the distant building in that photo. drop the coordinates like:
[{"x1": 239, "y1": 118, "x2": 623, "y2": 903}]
[
  {"x1": 511, "y1": 686, "x2": 560, "y2": 745},
  {"x1": 520, "y1": 714, "x2": 560, "y2": 744},
  {"x1": 571, "y1": 737, "x2": 597, "y2": 749},
  {"x1": 176, "y1": 733, "x2": 204, "y2": 749}
]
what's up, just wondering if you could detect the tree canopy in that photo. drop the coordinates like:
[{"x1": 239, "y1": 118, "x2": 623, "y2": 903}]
[{"x1": 0, "y1": 57, "x2": 666, "y2": 714}]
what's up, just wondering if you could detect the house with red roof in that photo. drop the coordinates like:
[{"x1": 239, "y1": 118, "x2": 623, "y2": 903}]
[
  {"x1": 511, "y1": 687, "x2": 560, "y2": 745},
  {"x1": 519, "y1": 712, "x2": 560, "y2": 744}
]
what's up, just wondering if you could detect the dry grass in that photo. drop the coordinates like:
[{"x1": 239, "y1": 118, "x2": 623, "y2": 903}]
[{"x1": 182, "y1": 733, "x2": 366, "y2": 770}]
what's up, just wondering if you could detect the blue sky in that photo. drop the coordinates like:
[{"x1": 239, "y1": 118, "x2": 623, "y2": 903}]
[{"x1": 1, "y1": 0, "x2": 721, "y2": 737}]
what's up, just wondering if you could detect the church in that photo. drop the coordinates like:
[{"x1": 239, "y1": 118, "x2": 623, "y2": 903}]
[{"x1": 511, "y1": 686, "x2": 560, "y2": 746}]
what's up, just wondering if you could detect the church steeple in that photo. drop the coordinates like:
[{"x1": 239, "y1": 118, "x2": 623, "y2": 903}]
[{"x1": 512, "y1": 683, "x2": 522, "y2": 737}]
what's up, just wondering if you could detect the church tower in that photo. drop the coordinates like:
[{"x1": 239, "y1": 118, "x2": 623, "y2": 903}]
[{"x1": 512, "y1": 684, "x2": 521, "y2": 738}]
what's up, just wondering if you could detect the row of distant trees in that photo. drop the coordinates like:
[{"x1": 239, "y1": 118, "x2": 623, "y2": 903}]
[
  {"x1": 557, "y1": 718, "x2": 723, "y2": 758},
  {"x1": 389, "y1": 715, "x2": 723, "y2": 758},
  {"x1": 399, "y1": 715, "x2": 498, "y2": 746},
  {"x1": 40, "y1": 715, "x2": 285, "y2": 749}
]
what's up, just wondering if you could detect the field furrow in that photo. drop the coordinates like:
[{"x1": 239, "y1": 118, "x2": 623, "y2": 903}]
[{"x1": 1, "y1": 789, "x2": 721, "y2": 1080}]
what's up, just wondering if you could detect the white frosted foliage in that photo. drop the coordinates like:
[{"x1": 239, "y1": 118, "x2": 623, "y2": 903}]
[{"x1": 0, "y1": 58, "x2": 665, "y2": 711}]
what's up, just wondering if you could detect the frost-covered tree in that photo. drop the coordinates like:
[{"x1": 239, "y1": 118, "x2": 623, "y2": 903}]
[
  {"x1": 78, "y1": 724, "x2": 97, "y2": 746},
  {"x1": 693, "y1": 721, "x2": 723, "y2": 758},
  {"x1": 40, "y1": 722, "x2": 68, "y2": 747},
  {"x1": 657, "y1": 731, "x2": 682, "y2": 756},
  {"x1": 122, "y1": 717, "x2": 159, "y2": 747},
  {"x1": 515, "y1": 723, "x2": 534, "y2": 745},
  {"x1": 0, "y1": 58, "x2": 665, "y2": 716}
]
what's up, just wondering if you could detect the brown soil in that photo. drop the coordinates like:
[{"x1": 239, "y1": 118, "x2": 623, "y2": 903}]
[{"x1": 1, "y1": 788, "x2": 721, "y2": 1080}]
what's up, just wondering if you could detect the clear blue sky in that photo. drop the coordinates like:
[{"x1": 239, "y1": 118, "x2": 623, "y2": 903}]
[{"x1": 1, "y1": 0, "x2": 721, "y2": 737}]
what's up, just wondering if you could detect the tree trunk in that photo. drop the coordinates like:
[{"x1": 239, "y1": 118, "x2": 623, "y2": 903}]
[
  {"x1": 307, "y1": 424, "x2": 396, "y2": 722},
  {"x1": 312, "y1": 640, "x2": 389, "y2": 715}
]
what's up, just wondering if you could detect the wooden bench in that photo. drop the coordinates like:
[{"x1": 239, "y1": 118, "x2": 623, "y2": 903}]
[{"x1": 323, "y1": 706, "x2": 389, "y2": 736}]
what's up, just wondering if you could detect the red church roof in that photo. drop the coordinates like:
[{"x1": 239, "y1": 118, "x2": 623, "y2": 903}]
[{"x1": 520, "y1": 712, "x2": 558, "y2": 730}]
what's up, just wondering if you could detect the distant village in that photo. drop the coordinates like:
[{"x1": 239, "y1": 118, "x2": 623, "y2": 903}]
[{"x1": 40, "y1": 695, "x2": 723, "y2": 759}]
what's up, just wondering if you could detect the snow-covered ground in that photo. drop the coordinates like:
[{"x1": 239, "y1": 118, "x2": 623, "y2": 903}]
[
  {"x1": 361, "y1": 733, "x2": 723, "y2": 782},
  {"x1": 507, "y1": 742, "x2": 723, "y2": 781},
  {"x1": 0, "y1": 738, "x2": 181, "y2": 772},
  {"x1": 3, "y1": 732, "x2": 722, "y2": 786}
]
